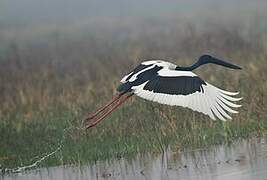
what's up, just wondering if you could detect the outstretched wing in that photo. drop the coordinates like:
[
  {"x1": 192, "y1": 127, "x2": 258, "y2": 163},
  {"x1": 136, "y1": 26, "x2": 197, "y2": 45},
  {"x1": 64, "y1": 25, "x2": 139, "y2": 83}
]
[{"x1": 132, "y1": 68, "x2": 242, "y2": 121}]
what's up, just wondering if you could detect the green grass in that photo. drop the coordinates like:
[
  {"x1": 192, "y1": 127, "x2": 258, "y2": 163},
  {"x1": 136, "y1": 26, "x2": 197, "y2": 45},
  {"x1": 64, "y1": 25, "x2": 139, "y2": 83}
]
[{"x1": 1, "y1": 99, "x2": 267, "y2": 171}]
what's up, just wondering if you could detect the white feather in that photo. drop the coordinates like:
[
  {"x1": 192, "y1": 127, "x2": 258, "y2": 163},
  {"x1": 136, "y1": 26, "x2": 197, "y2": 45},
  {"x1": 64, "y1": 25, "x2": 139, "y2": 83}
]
[
  {"x1": 132, "y1": 81, "x2": 241, "y2": 121},
  {"x1": 158, "y1": 68, "x2": 197, "y2": 77},
  {"x1": 120, "y1": 72, "x2": 133, "y2": 83}
]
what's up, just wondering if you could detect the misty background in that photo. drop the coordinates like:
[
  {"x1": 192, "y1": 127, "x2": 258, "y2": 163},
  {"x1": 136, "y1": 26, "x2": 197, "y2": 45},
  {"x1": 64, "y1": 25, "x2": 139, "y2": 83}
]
[
  {"x1": 0, "y1": 0, "x2": 266, "y2": 24},
  {"x1": 1, "y1": 0, "x2": 267, "y2": 38}
]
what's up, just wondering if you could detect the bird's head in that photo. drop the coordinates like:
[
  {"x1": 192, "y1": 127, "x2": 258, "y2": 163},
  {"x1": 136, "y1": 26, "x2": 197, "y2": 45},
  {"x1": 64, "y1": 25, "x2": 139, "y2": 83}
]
[{"x1": 198, "y1": 54, "x2": 242, "y2": 70}]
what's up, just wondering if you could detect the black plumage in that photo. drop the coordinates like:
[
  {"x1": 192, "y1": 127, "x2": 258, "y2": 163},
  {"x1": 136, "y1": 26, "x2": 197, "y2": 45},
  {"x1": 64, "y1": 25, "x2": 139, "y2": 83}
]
[{"x1": 144, "y1": 76, "x2": 206, "y2": 95}]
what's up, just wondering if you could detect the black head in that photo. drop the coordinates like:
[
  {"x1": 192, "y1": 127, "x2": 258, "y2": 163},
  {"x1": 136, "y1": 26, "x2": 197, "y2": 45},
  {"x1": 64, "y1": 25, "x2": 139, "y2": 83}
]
[
  {"x1": 199, "y1": 54, "x2": 213, "y2": 61},
  {"x1": 198, "y1": 54, "x2": 242, "y2": 70}
]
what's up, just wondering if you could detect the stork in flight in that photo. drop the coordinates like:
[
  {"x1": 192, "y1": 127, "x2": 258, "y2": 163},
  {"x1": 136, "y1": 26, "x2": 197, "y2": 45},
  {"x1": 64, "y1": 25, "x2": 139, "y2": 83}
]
[{"x1": 84, "y1": 54, "x2": 242, "y2": 129}]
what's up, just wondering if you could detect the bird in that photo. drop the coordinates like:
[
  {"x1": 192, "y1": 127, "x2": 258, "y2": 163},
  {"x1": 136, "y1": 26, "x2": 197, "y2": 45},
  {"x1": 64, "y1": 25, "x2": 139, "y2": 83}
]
[{"x1": 84, "y1": 54, "x2": 242, "y2": 129}]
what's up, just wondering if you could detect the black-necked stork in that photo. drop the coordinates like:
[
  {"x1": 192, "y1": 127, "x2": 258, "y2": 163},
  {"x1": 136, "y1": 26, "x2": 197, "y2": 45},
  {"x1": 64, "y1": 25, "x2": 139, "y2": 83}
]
[{"x1": 84, "y1": 54, "x2": 242, "y2": 128}]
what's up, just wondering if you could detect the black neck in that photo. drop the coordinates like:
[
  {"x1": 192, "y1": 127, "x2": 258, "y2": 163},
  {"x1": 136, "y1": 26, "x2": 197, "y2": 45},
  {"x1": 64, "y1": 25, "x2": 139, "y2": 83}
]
[
  {"x1": 175, "y1": 55, "x2": 242, "y2": 71},
  {"x1": 175, "y1": 64, "x2": 199, "y2": 71}
]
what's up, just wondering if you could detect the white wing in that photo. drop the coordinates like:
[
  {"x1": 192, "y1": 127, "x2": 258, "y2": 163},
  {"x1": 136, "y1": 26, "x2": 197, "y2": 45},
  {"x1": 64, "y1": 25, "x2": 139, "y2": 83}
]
[{"x1": 131, "y1": 69, "x2": 242, "y2": 121}]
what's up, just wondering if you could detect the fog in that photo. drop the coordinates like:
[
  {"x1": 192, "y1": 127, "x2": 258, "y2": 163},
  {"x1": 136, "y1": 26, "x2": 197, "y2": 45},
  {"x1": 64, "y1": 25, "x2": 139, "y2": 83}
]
[{"x1": 1, "y1": 0, "x2": 266, "y2": 27}]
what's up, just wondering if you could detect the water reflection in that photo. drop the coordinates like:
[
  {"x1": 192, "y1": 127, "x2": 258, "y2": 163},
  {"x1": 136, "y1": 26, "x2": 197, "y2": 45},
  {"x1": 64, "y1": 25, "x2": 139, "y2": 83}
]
[{"x1": 3, "y1": 138, "x2": 267, "y2": 180}]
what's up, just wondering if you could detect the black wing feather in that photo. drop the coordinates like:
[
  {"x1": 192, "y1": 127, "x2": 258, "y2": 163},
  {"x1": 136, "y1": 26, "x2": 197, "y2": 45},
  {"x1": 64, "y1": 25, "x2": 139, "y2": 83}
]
[{"x1": 143, "y1": 76, "x2": 207, "y2": 95}]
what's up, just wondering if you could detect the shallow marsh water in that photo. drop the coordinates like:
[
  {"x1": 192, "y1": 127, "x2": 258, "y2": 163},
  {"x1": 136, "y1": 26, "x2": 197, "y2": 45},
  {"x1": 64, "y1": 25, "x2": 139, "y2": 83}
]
[{"x1": 2, "y1": 138, "x2": 267, "y2": 180}]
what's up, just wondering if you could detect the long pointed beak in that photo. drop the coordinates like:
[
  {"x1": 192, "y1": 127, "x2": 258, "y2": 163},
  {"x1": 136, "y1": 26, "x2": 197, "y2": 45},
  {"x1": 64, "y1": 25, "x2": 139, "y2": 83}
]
[
  {"x1": 212, "y1": 57, "x2": 242, "y2": 70},
  {"x1": 84, "y1": 93, "x2": 133, "y2": 129}
]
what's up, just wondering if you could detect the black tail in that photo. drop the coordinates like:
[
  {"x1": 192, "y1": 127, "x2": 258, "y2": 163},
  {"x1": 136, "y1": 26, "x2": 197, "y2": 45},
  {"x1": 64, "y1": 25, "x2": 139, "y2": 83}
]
[{"x1": 176, "y1": 54, "x2": 242, "y2": 71}]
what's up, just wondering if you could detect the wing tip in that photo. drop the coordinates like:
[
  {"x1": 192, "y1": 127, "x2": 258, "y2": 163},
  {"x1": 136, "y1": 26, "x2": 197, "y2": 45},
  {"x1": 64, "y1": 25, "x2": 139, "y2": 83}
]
[{"x1": 220, "y1": 90, "x2": 240, "y2": 96}]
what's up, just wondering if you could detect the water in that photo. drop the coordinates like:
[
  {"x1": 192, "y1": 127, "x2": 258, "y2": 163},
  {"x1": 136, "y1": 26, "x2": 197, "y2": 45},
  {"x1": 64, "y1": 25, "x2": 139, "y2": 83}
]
[{"x1": 2, "y1": 138, "x2": 267, "y2": 180}]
